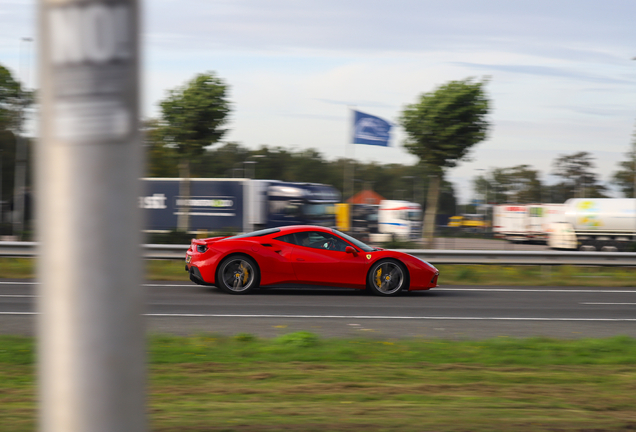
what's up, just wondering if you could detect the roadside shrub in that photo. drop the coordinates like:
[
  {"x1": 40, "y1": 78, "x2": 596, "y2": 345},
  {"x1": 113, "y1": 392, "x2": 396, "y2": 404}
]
[
  {"x1": 275, "y1": 331, "x2": 319, "y2": 348},
  {"x1": 234, "y1": 333, "x2": 257, "y2": 342}
]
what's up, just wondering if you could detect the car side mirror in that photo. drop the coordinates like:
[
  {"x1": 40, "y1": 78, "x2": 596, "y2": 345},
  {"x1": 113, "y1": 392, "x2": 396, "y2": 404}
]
[{"x1": 345, "y1": 246, "x2": 358, "y2": 255}]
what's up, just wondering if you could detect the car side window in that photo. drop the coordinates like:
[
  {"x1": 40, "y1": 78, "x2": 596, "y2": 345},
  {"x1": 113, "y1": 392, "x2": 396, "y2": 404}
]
[
  {"x1": 274, "y1": 234, "x2": 297, "y2": 245},
  {"x1": 295, "y1": 231, "x2": 349, "y2": 252}
]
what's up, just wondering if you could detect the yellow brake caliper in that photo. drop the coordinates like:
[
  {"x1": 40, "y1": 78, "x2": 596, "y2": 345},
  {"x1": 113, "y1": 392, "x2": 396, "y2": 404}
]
[
  {"x1": 375, "y1": 268, "x2": 382, "y2": 287},
  {"x1": 240, "y1": 263, "x2": 249, "y2": 285}
]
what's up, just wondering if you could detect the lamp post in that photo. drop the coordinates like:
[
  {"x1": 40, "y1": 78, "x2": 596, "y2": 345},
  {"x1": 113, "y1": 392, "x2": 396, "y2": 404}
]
[
  {"x1": 476, "y1": 168, "x2": 489, "y2": 231},
  {"x1": 244, "y1": 154, "x2": 266, "y2": 179},
  {"x1": 243, "y1": 161, "x2": 256, "y2": 179},
  {"x1": 475, "y1": 168, "x2": 488, "y2": 211},
  {"x1": 402, "y1": 175, "x2": 415, "y2": 203},
  {"x1": 352, "y1": 178, "x2": 364, "y2": 198},
  {"x1": 631, "y1": 57, "x2": 636, "y2": 245}
]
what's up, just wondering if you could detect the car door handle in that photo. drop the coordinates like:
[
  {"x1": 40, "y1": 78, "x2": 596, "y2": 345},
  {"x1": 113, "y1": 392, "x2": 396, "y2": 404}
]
[{"x1": 296, "y1": 258, "x2": 305, "y2": 261}]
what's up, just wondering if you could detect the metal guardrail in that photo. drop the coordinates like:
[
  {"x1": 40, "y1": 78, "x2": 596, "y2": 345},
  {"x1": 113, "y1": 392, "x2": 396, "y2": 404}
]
[
  {"x1": 0, "y1": 242, "x2": 39, "y2": 257},
  {"x1": 0, "y1": 242, "x2": 190, "y2": 260},
  {"x1": 395, "y1": 250, "x2": 636, "y2": 266},
  {"x1": 143, "y1": 244, "x2": 189, "y2": 259},
  {"x1": 0, "y1": 242, "x2": 635, "y2": 266}
]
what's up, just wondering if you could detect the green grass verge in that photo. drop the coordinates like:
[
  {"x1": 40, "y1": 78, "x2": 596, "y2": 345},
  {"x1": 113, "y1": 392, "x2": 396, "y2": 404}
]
[
  {"x1": 2, "y1": 258, "x2": 635, "y2": 287},
  {"x1": 3, "y1": 334, "x2": 636, "y2": 431},
  {"x1": 436, "y1": 264, "x2": 636, "y2": 286}
]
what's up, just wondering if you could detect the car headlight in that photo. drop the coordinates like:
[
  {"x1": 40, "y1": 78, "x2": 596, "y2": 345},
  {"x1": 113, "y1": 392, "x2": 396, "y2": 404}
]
[{"x1": 417, "y1": 257, "x2": 437, "y2": 272}]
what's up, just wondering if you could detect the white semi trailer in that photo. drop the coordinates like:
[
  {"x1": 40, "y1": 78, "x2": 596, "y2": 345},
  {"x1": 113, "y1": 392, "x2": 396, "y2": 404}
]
[
  {"x1": 493, "y1": 204, "x2": 564, "y2": 243},
  {"x1": 548, "y1": 198, "x2": 636, "y2": 251}
]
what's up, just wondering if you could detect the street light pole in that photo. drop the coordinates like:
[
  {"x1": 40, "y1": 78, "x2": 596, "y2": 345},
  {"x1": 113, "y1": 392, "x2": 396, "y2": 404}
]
[
  {"x1": 13, "y1": 37, "x2": 33, "y2": 238},
  {"x1": 624, "y1": 65, "x2": 636, "y2": 245},
  {"x1": 245, "y1": 154, "x2": 266, "y2": 179},
  {"x1": 402, "y1": 175, "x2": 415, "y2": 202}
]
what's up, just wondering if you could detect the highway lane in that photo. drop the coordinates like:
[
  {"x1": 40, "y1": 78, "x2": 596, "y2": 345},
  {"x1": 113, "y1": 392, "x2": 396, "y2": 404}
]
[{"x1": 1, "y1": 280, "x2": 635, "y2": 339}]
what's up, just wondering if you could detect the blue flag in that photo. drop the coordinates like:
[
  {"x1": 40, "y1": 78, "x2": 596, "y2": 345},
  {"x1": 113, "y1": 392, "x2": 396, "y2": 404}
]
[{"x1": 352, "y1": 110, "x2": 392, "y2": 147}]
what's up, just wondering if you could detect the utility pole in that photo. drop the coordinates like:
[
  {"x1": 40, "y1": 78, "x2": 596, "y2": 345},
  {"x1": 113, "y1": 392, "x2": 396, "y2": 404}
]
[{"x1": 38, "y1": 2, "x2": 145, "y2": 432}]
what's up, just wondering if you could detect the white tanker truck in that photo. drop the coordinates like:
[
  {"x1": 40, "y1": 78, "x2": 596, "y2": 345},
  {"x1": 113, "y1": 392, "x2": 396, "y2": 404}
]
[{"x1": 548, "y1": 198, "x2": 636, "y2": 251}]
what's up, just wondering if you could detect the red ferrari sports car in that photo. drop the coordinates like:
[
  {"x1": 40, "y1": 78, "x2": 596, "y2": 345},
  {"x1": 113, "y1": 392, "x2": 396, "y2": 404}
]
[{"x1": 185, "y1": 225, "x2": 438, "y2": 296}]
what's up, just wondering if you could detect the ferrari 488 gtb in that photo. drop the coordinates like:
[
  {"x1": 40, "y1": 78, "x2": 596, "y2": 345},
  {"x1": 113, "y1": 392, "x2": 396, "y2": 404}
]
[{"x1": 185, "y1": 225, "x2": 438, "y2": 296}]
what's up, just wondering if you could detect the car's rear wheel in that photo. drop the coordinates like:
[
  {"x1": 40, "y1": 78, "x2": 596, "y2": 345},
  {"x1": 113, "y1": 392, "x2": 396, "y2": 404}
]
[
  {"x1": 216, "y1": 255, "x2": 259, "y2": 294},
  {"x1": 367, "y1": 259, "x2": 408, "y2": 296}
]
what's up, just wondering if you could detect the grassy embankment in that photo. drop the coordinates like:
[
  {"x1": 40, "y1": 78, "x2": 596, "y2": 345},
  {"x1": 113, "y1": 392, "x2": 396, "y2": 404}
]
[
  {"x1": 2, "y1": 257, "x2": 635, "y2": 286},
  {"x1": 2, "y1": 334, "x2": 636, "y2": 431}
]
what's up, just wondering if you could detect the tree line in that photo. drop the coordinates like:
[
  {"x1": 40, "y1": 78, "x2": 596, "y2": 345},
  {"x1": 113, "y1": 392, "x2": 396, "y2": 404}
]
[
  {"x1": 3, "y1": 60, "x2": 635, "y2": 241},
  {"x1": 473, "y1": 148, "x2": 636, "y2": 204},
  {"x1": 146, "y1": 136, "x2": 459, "y2": 216}
]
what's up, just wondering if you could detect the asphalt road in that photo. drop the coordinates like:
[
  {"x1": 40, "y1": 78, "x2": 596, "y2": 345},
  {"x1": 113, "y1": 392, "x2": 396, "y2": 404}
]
[{"x1": 2, "y1": 279, "x2": 635, "y2": 339}]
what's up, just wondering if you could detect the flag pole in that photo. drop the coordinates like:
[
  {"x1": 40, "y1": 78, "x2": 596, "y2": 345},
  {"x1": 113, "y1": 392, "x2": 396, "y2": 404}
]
[{"x1": 345, "y1": 107, "x2": 356, "y2": 202}]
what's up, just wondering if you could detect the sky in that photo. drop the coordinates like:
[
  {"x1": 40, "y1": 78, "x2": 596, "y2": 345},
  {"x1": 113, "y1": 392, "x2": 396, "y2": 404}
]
[{"x1": 2, "y1": 0, "x2": 636, "y2": 204}]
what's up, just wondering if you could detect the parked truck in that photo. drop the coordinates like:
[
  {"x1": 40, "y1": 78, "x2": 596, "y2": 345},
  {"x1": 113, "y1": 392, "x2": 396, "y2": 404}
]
[
  {"x1": 368, "y1": 200, "x2": 422, "y2": 242},
  {"x1": 493, "y1": 203, "x2": 564, "y2": 243},
  {"x1": 548, "y1": 198, "x2": 636, "y2": 251},
  {"x1": 140, "y1": 178, "x2": 341, "y2": 233},
  {"x1": 448, "y1": 214, "x2": 489, "y2": 232}
]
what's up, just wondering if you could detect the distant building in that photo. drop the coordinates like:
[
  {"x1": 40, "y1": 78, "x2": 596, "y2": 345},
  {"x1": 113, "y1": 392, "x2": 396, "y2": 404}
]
[{"x1": 346, "y1": 189, "x2": 385, "y2": 205}]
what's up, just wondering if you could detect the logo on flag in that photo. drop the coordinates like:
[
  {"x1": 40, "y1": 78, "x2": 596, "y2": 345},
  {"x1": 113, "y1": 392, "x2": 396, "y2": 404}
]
[{"x1": 353, "y1": 110, "x2": 392, "y2": 147}]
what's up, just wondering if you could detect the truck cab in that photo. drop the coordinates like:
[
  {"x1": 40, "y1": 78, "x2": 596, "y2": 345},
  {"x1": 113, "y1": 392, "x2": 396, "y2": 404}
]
[{"x1": 375, "y1": 200, "x2": 422, "y2": 241}]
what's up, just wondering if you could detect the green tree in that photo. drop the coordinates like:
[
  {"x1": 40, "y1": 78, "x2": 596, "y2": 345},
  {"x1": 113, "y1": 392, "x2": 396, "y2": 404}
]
[
  {"x1": 0, "y1": 65, "x2": 25, "y2": 132},
  {"x1": 400, "y1": 78, "x2": 490, "y2": 246},
  {"x1": 611, "y1": 130, "x2": 636, "y2": 198},
  {"x1": 144, "y1": 120, "x2": 179, "y2": 177},
  {"x1": 551, "y1": 151, "x2": 607, "y2": 199},
  {"x1": 191, "y1": 142, "x2": 250, "y2": 178},
  {"x1": 475, "y1": 165, "x2": 543, "y2": 204},
  {"x1": 0, "y1": 64, "x2": 33, "y2": 234},
  {"x1": 158, "y1": 72, "x2": 231, "y2": 231}
]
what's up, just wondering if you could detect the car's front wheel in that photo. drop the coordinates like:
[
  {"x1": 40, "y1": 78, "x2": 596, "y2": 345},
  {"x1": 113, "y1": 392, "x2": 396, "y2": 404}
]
[
  {"x1": 216, "y1": 255, "x2": 260, "y2": 294},
  {"x1": 367, "y1": 259, "x2": 408, "y2": 296}
]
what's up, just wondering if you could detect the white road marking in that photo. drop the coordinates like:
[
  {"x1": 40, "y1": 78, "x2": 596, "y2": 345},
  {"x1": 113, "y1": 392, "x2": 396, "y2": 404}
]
[
  {"x1": 436, "y1": 288, "x2": 636, "y2": 293},
  {"x1": 580, "y1": 302, "x2": 636, "y2": 305},
  {"x1": 4, "y1": 311, "x2": 633, "y2": 322},
  {"x1": 0, "y1": 281, "x2": 37, "y2": 285},
  {"x1": 0, "y1": 281, "x2": 635, "y2": 293},
  {"x1": 0, "y1": 281, "x2": 194, "y2": 287},
  {"x1": 142, "y1": 314, "x2": 636, "y2": 321},
  {"x1": 0, "y1": 312, "x2": 35, "y2": 315}
]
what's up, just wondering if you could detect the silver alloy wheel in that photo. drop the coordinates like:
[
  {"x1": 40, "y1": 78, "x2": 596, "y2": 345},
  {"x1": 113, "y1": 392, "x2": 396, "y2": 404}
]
[
  {"x1": 221, "y1": 258, "x2": 255, "y2": 292},
  {"x1": 370, "y1": 261, "x2": 404, "y2": 295}
]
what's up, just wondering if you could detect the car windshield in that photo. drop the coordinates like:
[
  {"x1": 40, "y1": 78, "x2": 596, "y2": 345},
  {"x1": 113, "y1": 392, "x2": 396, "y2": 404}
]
[
  {"x1": 331, "y1": 229, "x2": 375, "y2": 252},
  {"x1": 221, "y1": 228, "x2": 281, "y2": 240},
  {"x1": 406, "y1": 210, "x2": 421, "y2": 221},
  {"x1": 302, "y1": 203, "x2": 334, "y2": 217}
]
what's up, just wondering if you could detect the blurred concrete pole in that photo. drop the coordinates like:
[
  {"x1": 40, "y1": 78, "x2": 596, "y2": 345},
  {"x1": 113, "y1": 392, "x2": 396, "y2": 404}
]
[{"x1": 38, "y1": 1, "x2": 145, "y2": 432}]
